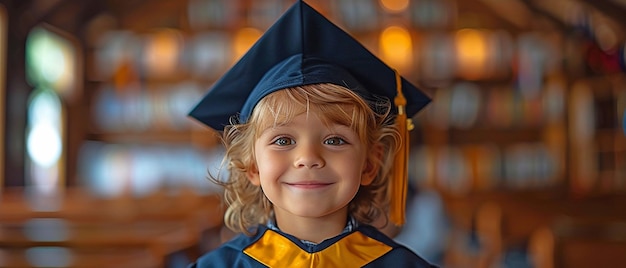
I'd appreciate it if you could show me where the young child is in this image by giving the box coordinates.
[187,1,433,267]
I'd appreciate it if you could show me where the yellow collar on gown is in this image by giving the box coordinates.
[243,229,392,267]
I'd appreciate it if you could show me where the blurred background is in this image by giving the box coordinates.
[0,0,624,267]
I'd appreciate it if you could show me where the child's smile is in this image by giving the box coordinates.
[284,180,334,189]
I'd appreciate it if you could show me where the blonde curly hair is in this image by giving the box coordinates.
[211,83,401,235]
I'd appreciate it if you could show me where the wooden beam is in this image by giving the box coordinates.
[519,0,569,32]
[475,0,532,30]
[579,0,626,27]
[115,0,189,32]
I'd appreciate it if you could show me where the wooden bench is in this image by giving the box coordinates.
[0,187,225,266]
[0,247,160,268]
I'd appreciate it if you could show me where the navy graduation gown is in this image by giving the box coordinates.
[189,224,436,268]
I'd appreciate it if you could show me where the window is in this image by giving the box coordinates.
[25,25,78,194]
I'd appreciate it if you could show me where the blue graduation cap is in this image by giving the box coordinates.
[188,0,431,225]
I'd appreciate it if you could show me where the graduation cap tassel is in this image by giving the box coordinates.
[390,69,413,226]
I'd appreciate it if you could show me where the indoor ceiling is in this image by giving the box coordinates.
[6,0,625,39]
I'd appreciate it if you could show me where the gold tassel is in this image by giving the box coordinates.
[390,69,413,226]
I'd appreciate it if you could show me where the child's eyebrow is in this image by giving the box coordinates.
[257,122,292,134]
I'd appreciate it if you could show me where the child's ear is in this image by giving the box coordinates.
[246,165,261,186]
[361,143,383,186]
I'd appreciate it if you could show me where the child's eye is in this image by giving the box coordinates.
[324,136,346,145]
[273,137,295,146]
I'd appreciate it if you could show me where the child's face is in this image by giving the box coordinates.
[247,110,376,222]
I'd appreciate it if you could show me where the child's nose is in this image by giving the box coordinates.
[294,144,325,168]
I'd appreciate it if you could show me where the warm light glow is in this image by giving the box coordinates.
[233,27,262,61]
[57,45,76,98]
[380,26,413,71]
[380,0,410,13]
[455,28,488,80]
[143,29,182,76]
